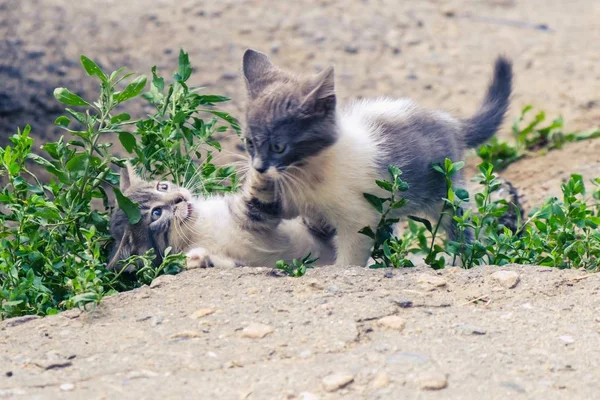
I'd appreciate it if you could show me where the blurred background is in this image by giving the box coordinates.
[1,0,599,206]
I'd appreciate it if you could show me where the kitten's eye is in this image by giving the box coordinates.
[157,182,169,191]
[271,143,286,154]
[151,207,163,221]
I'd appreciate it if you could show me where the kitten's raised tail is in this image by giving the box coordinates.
[462,56,513,148]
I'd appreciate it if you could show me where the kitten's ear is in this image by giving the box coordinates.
[120,162,140,191]
[243,49,279,99]
[300,67,336,116]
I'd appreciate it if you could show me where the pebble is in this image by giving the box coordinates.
[169,331,203,340]
[221,72,238,80]
[151,316,163,326]
[417,373,448,390]
[126,370,159,379]
[417,274,447,290]
[59,383,75,391]
[377,315,406,331]
[241,323,274,339]
[299,392,320,400]
[322,372,354,392]
[372,372,390,388]
[456,324,487,336]
[149,274,176,289]
[559,335,574,344]
[190,308,216,319]
[490,271,520,289]
[344,45,359,54]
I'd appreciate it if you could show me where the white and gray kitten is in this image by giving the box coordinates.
[241,49,512,267]
[108,164,335,271]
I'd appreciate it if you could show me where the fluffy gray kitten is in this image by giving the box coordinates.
[241,49,512,267]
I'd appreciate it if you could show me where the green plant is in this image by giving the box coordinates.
[366,159,600,272]
[477,106,600,171]
[0,50,239,319]
[359,165,418,268]
[132,50,240,193]
[275,253,319,277]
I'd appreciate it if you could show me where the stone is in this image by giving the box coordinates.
[456,324,487,335]
[417,373,448,390]
[344,45,359,54]
[169,331,203,340]
[417,274,447,290]
[149,274,176,289]
[241,323,274,339]
[322,372,354,392]
[372,372,390,388]
[190,308,216,319]
[559,335,574,344]
[126,370,159,379]
[60,383,75,391]
[490,271,520,289]
[377,316,406,331]
[299,392,320,400]
[151,316,164,326]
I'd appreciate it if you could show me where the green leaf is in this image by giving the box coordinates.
[375,180,393,192]
[113,187,142,224]
[80,55,107,82]
[363,193,384,213]
[177,49,192,82]
[53,88,89,106]
[65,108,87,124]
[197,94,230,104]
[455,188,470,201]
[358,226,376,239]
[118,132,137,153]
[54,116,70,127]
[111,113,131,124]
[151,66,164,91]
[66,153,88,173]
[115,75,147,103]
[391,198,408,209]
[408,215,433,233]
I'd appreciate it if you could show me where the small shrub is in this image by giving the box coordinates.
[477,105,600,171]
[0,50,239,319]
[275,253,319,277]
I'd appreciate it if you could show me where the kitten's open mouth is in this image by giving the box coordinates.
[184,202,193,221]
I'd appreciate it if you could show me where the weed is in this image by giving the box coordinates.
[358,165,417,268]
[477,106,600,171]
[365,159,600,272]
[275,253,319,277]
[0,51,239,319]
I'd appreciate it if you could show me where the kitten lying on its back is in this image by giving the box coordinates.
[241,49,512,267]
[108,164,335,271]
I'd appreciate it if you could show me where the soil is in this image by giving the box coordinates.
[1,0,600,398]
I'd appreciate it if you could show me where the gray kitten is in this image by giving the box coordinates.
[241,49,512,267]
[108,164,335,271]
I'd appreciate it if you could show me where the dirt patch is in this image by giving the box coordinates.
[1,0,600,398]
[1,265,599,399]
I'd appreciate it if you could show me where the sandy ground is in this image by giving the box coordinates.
[1,0,600,398]
[1,265,600,399]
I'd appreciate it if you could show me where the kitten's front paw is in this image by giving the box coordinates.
[185,247,239,269]
[185,248,215,269]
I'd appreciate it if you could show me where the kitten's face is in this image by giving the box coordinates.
[108,165,195,271]
[242,49,338,178]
